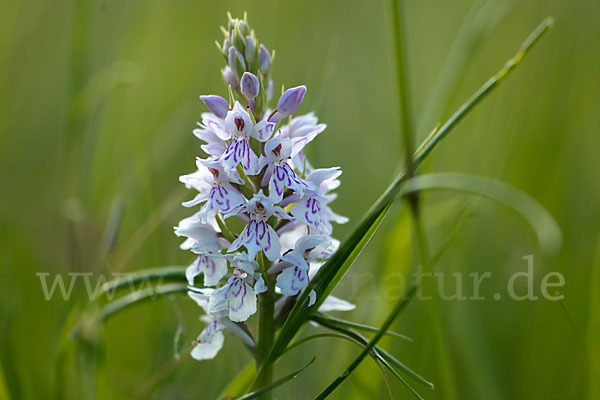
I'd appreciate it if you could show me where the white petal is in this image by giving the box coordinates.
[253,120,276,142]
[253,274,267,294]
[260,223,282,261]
[191,331,224,360]
[227,280,257,322]
[318,295,355,312]
[308,290,317,307]
[276,266,309,296]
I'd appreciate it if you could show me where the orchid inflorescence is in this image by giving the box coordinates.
[175,13,353,361]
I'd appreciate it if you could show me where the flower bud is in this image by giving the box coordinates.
[267,79,274,102]
[233,23,246,52]
[222,38,231,54]
[276,85,306,115]
[237,20,250,37]
[228,47,246,77]
[245,36,257,66]
[241,72,260,99]
[200,95,230,119]
[259,44,271,74]
[222,66,239,89]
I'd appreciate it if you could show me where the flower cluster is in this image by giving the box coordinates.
[175,13,351,361]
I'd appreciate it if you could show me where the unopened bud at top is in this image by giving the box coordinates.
[277,85,306,115]
[228,47,246,77]
[200,95,230,119]
[222,66,239,89]
[241,72,260,99]
[259,44,271,74]
[245,36,257,66]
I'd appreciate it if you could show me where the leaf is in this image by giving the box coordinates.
[314,286,417,399]
[218,362,256,399]
[285,333,398,399]
[173,325,184,360]
[312,315,433,390]
[98,283,188,321]
[99,266,186,296]
[267,17,553,365]
[399,173,562,253]
[236,357,316,400]
[311,314,412,341]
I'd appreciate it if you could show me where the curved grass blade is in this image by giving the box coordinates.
[99,266,186,296]
[237,357,316,400]
[399,173,562,253]
[311,314,412,341]
[98,283,188,321]
[284,333,397,399]
[314,286,417,399]
[312,315,433,390]
[267,17,553,365]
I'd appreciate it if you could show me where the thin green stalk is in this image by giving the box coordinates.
[253,253,275,399]
[388,0,415,172]
[413,17,553,168]
[311,314,413,341]
[389,1,451,395]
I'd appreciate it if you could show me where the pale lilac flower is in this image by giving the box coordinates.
[191,316,225,360]
[208,268,258,322]
[291,167,348,234]
[275,235,330,296]
[228,190,291,261]
[186,254,228,287]
[279,113,326,173]
[188,290,255,360]
[262,137,313,203]
[173,213,224,253]
[193,115,228,157]
[218,102,260,175]
[181,159,246,222]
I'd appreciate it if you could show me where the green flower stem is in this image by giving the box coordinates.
[388,0,415,177]
[253,253,275,399]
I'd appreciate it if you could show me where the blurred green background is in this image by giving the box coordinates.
[1,0,599,399]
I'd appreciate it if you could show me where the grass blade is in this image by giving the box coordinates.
[98,283,188,321]
[237,357,316,400]
[399,173,562,253]
[285,333,398,399]
[267,17,553,365]
[312,315,433,390]
[99,266,186,295]
[314,286,417,399]
[311,314,412,341]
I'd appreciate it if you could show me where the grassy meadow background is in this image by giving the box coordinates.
[1,0,599,398]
